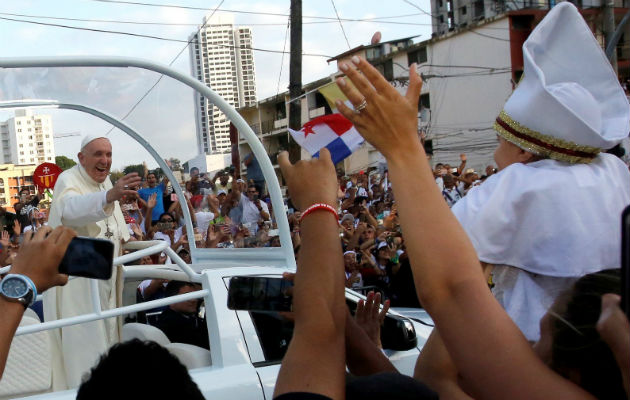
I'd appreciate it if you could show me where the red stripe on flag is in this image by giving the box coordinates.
[302,113,353,136]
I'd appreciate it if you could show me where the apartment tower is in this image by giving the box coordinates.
[189,14,257,154]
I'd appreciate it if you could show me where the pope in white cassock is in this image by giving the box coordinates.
[44,134,141,390]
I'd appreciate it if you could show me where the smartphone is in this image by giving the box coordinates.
[58,237,115,280]
[621,205,630,318]
[227,276,293,312]
[156,222,172,231]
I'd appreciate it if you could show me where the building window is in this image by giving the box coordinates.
[419,93,431,110]
[408,47,428,65]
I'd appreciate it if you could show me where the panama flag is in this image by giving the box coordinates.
[288,113,364,164]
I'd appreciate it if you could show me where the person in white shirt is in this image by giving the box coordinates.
[239,184,269,235]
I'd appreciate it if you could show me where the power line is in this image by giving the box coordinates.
[330,0,351,49]
[105,0,225,135]
[401,0,440,20]
[87,0,430,22]
[0,15,189,43]
[276,17,290,97]
[0,10,440,27]
[0,14,332,57]
[468,29,511,42]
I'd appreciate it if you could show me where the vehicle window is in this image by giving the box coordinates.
[249,311,293,362]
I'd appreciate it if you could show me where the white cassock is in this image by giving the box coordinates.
[44,164,129,390]
[451,154,630,340]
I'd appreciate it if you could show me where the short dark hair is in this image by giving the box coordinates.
[158,212,174,222]
[551,269,624,399]
[19,187,29,195]
[76,339,204,400]
[164,280,196,297]
[190,167,199,173]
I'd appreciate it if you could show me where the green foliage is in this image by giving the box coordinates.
[55,156,77,171]
[168,158,182,171]
[123,164,144,176]
[109,171,125,185]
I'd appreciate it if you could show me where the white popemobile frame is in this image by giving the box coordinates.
[0,56,296,369]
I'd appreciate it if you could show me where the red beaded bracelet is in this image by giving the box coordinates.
[299,203,340,225]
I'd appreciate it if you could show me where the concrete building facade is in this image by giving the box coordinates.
[0,109,55,166]
[189,14,257,155]
[0,164,38,209]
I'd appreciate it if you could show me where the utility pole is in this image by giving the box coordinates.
[288,0,303,163]
[603,0,619,73]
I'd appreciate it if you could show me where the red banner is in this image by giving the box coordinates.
[33,162,63,191]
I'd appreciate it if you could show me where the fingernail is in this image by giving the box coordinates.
[336,78,346,87]
[339,63,349,72]
[351,56,360,65]
[335,100,343,107]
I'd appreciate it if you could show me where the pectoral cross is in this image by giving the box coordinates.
[104,220,114,239]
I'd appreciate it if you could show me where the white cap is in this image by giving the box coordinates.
[80,134,109,151]
[217,189,227,196]
[494,2,630,163]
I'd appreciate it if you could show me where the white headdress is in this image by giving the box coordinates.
[494,2,630,163]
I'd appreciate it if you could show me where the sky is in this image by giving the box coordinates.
[0,0,433,169]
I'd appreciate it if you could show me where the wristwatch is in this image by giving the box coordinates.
[0,274,37,308]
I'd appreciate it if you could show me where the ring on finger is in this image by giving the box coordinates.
[354,99,368,113]
[124,185,129,189]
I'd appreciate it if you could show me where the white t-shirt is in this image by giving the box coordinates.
[240,193,269,234]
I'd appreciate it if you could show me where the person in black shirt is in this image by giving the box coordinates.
[154,281,209,350]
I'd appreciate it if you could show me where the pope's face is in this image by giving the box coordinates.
[78,138,112,183]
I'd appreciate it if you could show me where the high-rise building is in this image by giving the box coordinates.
[0,109,55,165]
[189,14,257,154]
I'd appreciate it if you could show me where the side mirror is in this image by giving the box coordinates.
[381,314,417,351]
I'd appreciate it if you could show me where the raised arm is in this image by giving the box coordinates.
[0,226,74,379]
[273,149,346,399]
[334,56,593,400]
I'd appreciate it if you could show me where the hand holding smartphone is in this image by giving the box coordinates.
[57,237,114,280]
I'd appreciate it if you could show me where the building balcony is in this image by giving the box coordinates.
[309,107,326,119]
[274,118,287,129]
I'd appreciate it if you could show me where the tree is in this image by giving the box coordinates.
[168,158,182,171]
[55,156,77,171]
[123,164,144,176]
[109,170,124,185]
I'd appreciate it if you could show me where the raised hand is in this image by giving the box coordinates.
[10,226,75,292]
[147,193,157,209]
[335,56,423,161]
[277,148,338,210]
[0,230,10,248]
[107,173,142,203]
[354,291,390,349]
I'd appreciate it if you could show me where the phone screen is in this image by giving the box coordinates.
[622,206,630,318]
[58,237,114,280]
[227,276,293,312]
